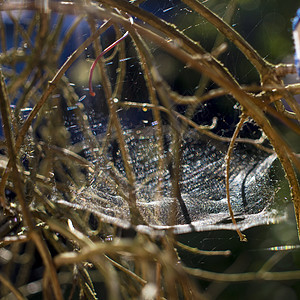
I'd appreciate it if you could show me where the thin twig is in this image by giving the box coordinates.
[176,241,231,256]
[185,267,300,282]
[225,113,248,241]
[0,273,26,300]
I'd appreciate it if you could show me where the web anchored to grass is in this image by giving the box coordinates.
[0,0,299,299]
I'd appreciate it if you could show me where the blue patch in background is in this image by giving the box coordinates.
[292,8,300,76]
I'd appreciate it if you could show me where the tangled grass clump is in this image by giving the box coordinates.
[0,1,299,299]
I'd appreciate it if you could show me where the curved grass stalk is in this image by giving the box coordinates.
[185,266,300,282]
[112,26,129,100]
[129,29,167,220]
[181,0,270,75]
[0,273,25,300]
[176,241,231,257]
[225,113,248,241]
[88,30,129,96]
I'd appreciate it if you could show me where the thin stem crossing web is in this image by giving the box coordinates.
[88,30,129,97]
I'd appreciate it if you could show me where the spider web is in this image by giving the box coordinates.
[56,125,285,235]
[0,0,292,236]
[51,1,290,235]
